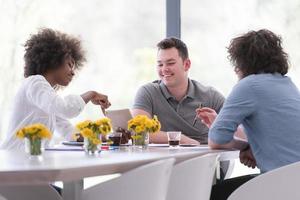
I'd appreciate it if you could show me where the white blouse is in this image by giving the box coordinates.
[0,75,86,150]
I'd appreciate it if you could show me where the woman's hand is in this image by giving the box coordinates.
[196,107,217,128]
[81,91,111,109]
[90,92,111,109]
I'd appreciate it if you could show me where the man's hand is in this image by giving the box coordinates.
[240,146,256,168]
[196,107,217,128]
[180,134,200,145]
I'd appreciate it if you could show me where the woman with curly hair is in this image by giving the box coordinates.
[197,29,300,199]
[0,28,111,150]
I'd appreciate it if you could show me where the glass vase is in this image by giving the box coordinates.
[84,136,101,155]
[132,132,149,149]
[25,137,44,156]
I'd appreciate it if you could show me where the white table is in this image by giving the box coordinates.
[0,146,238,200]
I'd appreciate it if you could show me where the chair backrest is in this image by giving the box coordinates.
[0,194,7,200]
[83,158,175,200]
[166,153,219,200]
[228,161,300,200]
[0,185,62,200]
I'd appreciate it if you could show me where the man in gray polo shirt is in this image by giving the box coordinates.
[132,37,225,144]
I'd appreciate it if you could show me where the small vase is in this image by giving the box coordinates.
[133,132,149,149]
[84,137,101,155]
[25,137,43,156]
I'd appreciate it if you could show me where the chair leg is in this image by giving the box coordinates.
[63,180,84,200]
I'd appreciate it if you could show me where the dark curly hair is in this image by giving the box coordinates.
[24,28,86,77]
[227,29,289,78]
[157,37,189,60]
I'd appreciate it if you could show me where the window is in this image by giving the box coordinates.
[182,0,300,96]
[0,0,165,139]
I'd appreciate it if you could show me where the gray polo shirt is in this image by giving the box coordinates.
[132,79,225,144]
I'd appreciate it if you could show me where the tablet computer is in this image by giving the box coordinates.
[106,109,133,131]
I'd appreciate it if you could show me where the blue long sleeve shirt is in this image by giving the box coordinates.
[209,73,300,172]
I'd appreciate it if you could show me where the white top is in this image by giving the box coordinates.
[0,75,86,150]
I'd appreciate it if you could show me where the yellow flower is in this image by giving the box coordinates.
[15,123,52,140]
[94,120,101,126]
[107,125,112,132]
[39,129,52,139]
[145,119,153,129]
[81,128,93,138]
[156,125,161,133]
[76,118,112,142]
[100,117,111,124]
[34,124,52,139]
[24,126,39,135]
[16,128,25,139]
[95,118,111,126]
[76,120,92,130]
[100,126,107,134]
[128,120,135,130]
[92,138,101,145]
[135,125,146,134]
[100,125,111,135]
[127,115,161,134]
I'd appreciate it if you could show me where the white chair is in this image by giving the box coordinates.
[83,158,175,200]
[166,154,219,200]
[0,194,7,200]
[0,185,62,200]
[228,161,300,200]
[221,160,235,180]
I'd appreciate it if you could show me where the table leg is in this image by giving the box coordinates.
[62,180,83,200]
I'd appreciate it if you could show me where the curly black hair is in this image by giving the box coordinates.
[227,29,289,77]
[24,28,86,77]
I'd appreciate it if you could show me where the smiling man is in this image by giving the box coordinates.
[131,37,225,144]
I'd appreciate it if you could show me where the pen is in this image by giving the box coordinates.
[101,107,106,116]
[192,103,203,127]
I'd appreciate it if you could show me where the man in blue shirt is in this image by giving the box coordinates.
[198,29,300,199]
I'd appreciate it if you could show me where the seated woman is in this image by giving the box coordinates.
[0,28,111,150]
[197,29,300,200]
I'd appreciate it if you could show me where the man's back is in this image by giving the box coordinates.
[210,73,300,172]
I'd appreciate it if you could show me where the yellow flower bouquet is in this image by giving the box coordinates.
[16,123,52,156]
[76,118,112,154]
[127,115,161,148]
